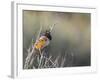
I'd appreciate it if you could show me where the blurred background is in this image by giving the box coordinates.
[23,10,91,67]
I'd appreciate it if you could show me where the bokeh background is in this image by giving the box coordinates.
[23,10,91,67]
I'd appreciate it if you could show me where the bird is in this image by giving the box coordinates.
[34,30,52,50]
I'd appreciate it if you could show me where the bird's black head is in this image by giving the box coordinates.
[44,30,52,40]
